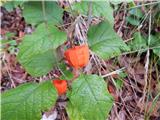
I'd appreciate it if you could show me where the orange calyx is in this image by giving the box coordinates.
[52,79,67,95]
[64,44,89,69]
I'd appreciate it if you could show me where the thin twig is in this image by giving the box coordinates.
[102,67,126,78]
[117,3,127,35]
[42,1,47,23]
[87,2,92,28]
[90,51,101,75]
[143,8,152,117]
[143,9,152,95]
[127,9,150,38]
[119,46,160,57]
[121,1,160,11]
[2,52,16,88]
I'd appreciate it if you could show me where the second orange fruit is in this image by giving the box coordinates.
[52,80,67,95]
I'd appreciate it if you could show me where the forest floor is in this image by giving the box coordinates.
[1,1,160,120]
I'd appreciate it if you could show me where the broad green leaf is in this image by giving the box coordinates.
[128,32,147,50]
[23,1,63,25]
[66,102,85,120]
[17,23,67,77]
[88,21,129,60]
[67,74,113,120]
[1,81,58,120]
[71,1,114,25]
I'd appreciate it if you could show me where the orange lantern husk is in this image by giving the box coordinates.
[52,80,67,95]
[64,44,89,69]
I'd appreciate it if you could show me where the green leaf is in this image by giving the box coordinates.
[59,63,74,80]
[23,1,63,25]
[153,47,160,57]
[114,79,123,90]
[128,32,147,50]
[1,81,58,120]
[67,74,113,120]
[3,1,25,11]
[129,8,143,18]
[66,102,85,120]
[88,21,129,60]
[71,1,114,25]
[17,23,67,77]
[119,72,128,78]
[128,32,160,56]
[109,0,133,5]
[126,16,140,26]
[150,34,160,47]
[148,34,160,57]
[1,40,17,46]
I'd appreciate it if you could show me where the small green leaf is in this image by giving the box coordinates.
[1,40,17,46]
[17,23,67,77]
[128,32,147,50]
[3,1,25,11]
[149,34,160,47]
[5,32,16,39]
[1,81,58,120]
[119,72,128,78]
[23,1,63,25]
[128,33,160,54]
[128,1,136,8]
[114,79,123,90]
[88,21,129,60]
[153,47,160,57]
[71,1,114,25]
[67,74,113,120]
[126,16,140,26]
[145,33,160,57]
[59,63,74,80]
[158,59,160,65]
[129,8,143,18]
